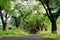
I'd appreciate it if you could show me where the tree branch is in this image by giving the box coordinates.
[19,10,23,17]
[56,7,60,19]
[39,0,50,18]
[5,13,8,19]
[7,14,11,18]
[45,0,53,18]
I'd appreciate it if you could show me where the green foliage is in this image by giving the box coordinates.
[0,0,14,13]
[0,0,60,39]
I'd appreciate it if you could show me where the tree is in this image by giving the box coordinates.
[39,0,60,33]
[0,0,15,31]
[12,10,21,28]
[11,2,32,28]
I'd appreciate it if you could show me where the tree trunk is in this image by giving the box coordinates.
[3,19,8,31]
[0,11,7,31]
[12,16,20,28]
[51,20,57,34]
[15,18,19,28]
[3,23,7,31]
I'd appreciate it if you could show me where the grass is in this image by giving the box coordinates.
[0,28,29,38]
[37,31,56,38]
[0,26,60,40]
[37,27,60,40]
[56,34,60,40]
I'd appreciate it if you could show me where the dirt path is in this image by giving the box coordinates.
[0,35,55,40]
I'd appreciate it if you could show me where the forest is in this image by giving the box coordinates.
[0,0,60,40]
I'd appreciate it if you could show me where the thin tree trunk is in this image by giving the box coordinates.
[12,16,20,28]
[51,20,57,34]
[15,18,19,28]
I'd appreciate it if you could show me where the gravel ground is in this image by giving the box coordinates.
[0,35,55,40]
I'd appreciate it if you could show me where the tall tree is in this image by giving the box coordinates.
[11,9,21,28]
[11,2,32,28]
[0,0,15,31]
[39,0,60,33]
